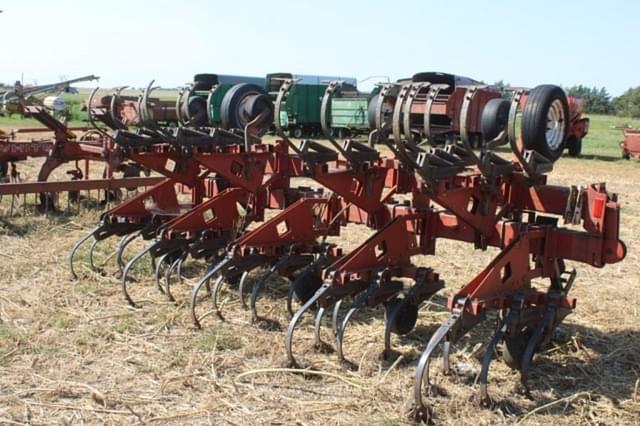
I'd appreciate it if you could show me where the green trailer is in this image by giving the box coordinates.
[267,73,358,138]
[328,84,381,137]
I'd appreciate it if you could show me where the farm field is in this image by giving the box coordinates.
[0,120,639,424]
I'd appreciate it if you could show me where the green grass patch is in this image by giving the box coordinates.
[113,318,140,335]
[582,114,640,159]
[195,331,242,352]
[77,281,99,295]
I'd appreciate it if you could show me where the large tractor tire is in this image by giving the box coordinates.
[193,73,218,91]
[521,85,570,161]
[220,83,273,136]
[481,98,510,142]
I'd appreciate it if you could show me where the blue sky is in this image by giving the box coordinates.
[0,0,637,95]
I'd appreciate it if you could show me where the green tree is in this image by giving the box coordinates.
[612,87,640,118]
[565,85,613,114]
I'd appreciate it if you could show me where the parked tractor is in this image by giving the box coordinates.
[565,95,590,156]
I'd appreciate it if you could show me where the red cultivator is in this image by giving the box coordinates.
[68,75,625,421]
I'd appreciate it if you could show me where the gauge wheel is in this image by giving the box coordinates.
[521,85,570,161]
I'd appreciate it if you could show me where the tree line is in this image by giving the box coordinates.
[494,81,640,118]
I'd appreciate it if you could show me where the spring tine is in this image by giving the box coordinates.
[413,312,461,422]
[116,232,140,274]
[251,256,290,323]
[286,278,297,317]
[478,313,513,406]
[210,274,227,320]
[237,270,251,310]
[520,304,556,395]
[313,307,326,349]
[87,238,100,272]
[150,250,157,272]
[121,245,154,307]
[250,268,276,323]
[335,290,370,363]
[335,304,360,363]
[154,252,170,294]
[68,225,100,279]
[164,255,182,302]
[442,340,451,374]
[176,254,186,284]
[190,257,233,327]
[285,282,331,368]
[331,299,343,337]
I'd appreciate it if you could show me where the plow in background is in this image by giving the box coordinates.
[0,97,161,214]
[2,72,625,421]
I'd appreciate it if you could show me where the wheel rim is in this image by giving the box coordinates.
[545,99,565,151]
[236,91,260,127]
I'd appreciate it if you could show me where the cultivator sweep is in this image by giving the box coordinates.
[68,74,625,421]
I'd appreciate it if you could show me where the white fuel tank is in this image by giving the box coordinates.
[43,96,66,112]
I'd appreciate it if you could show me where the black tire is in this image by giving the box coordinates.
[368,94,379,129]
[193,73,218,91]
[622,151,630,160]
[521,85,570,161]
[481,98,510,142]
[567,138,582,157]
[292,127,303,139]
[0,160,8,178]
[220,83,273,135]
[186,96,209,126]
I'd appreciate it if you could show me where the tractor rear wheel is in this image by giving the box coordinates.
[522,85,570,160]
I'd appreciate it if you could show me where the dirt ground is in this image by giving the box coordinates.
[0,155,639,425]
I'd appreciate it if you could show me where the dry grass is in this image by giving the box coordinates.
[1,156,639,425]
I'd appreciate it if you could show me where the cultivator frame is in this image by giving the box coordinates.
[64,74,625,421]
